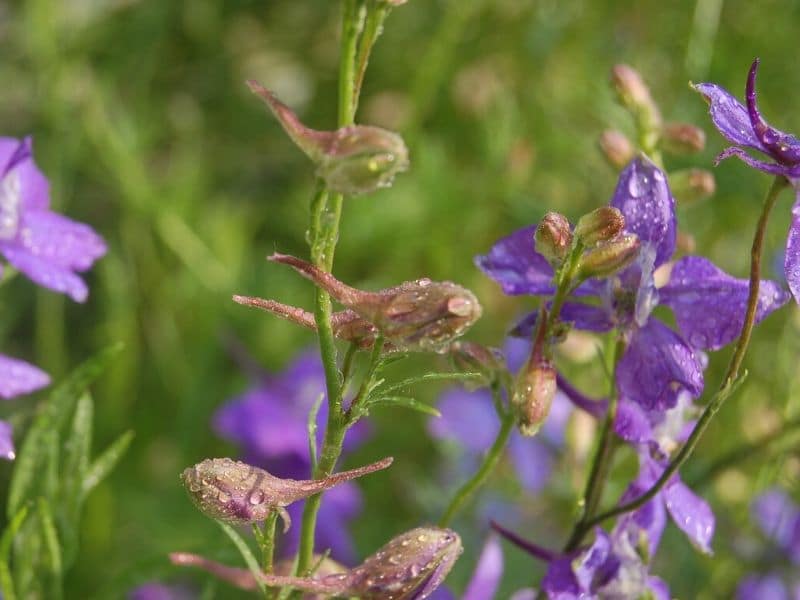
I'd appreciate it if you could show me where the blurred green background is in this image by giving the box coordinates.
[1,0,799,597]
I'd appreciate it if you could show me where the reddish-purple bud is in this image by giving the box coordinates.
[662,122,706,154]
[248,82,408,195]
[512,357,557,436]
[535,212,573,267]
[269,253,482,353]
[182,456,392,529]
[598,129,635,169]
[611,65,662,146]
[669,168,716,205]
[574,206,625,247]
[577,233,641,280]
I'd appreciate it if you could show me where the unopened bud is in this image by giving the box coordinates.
[269,253,482,353]
[610,65,662,146]
[181,456,392,529]
[448,341,505,389]
[669,168,715,205]
[512,357,556,436]
[577,234,640,279]
[248,81,409,195]
[676,230,696,254]
[574,206,625,247]
[535,212,573,267]
[599,130,635,169]
[662,122,706,154]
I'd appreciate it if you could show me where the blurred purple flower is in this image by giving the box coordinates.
[0,353,51,460]
[128,582,194,600]
[737,574,799,600]
[0,137,106,302]
[695,59,800,303]
[478,156,788,413]
[213,350,368,564]
[753,489,800,564]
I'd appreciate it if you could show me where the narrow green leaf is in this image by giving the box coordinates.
[81,430,134,499]
[64,393,93,496]
[217,522,267,596]
[8,343,123,517]
[12,516,41,599]
[0,505,29,600]
[377,372,481,396]
[368,395,441,417]
[37,498,63,598]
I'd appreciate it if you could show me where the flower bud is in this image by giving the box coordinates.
[574,206,625,247]
[269,253,482,353]
[662,122,706,154]
[248,81,409,195]
[668,168,716,206]
[535,212,573,267]
[610,65,662,145]
[181,456,392,528]
[577,234,640,280]
[448,341,505,389]
[512,357,556,436]
[347,527,462,599]
[598,129,635,169]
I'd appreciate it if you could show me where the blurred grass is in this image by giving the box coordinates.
[1,0,799,597]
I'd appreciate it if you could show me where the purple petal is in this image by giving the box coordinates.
[693,82,765,151]
[660,256,789,350]
[540,392,575,445]
[428,589,456,600]
[614,398,653,445]
[475,225,555,296]
[619,459,667,556]
[753,489,799,549]
[617,319,704,412]
[663,478,715,554]
[0,420,15,460]
[785,189,800,303]
[463,535,504,600]
[1,137,50,212]
[572,528,612,591]
[737,574,789,600]
[541,557,581,598]
[0,244,90,302]
[128,583,194,600]
[17,211,106,272]
[429,388,499,454]
[716,146,800,177]
[647,577,671,600]
[745,59,800,165]
[611,157,676,267]
[559,302,615,333]
[0,354,50,399]
[507,433,553,492]
[503,336,532,374]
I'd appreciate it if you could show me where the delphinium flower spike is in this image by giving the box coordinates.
[181,455,392,531]
[171,526,462,599]
[247,81,409,195]
[268,252,482,352]
[694,58,800,301]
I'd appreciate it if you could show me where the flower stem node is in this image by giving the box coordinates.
[574,206,625,247]
[577,233,640,280]
[181,456,392,530]
[512,357,557,437]
[269,253,482,352]
[535,212,573,268]
[662,122,706,155]
[669,169,716,206]
[599,130,635,169]
[248,81,409,195]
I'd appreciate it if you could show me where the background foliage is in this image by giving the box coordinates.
[1,0,799,597]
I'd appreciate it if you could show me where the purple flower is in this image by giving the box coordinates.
[541,527,669,600]
[695,59,800,302]
[478,156,788,413]
[0,137,106,302]
[128,582,195,600]
[737,574,799,600]
[752,489,800,564]
[212,350,368,564]
[0,353,51,460]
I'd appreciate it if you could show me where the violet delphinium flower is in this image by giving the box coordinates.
[213,350,368,563]
[0,353,51,460]
[477,156,788,413]
[541,527,669,600]
[428,339,571,495]
[737,575,800,600]
[752,489,800,564]
[0,137,106,302]
[694,59,800,302]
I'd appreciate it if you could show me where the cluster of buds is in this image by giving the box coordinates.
[171,526,462,599]
[181,456,392,531]
[248,81,409,195]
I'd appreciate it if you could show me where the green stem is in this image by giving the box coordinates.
[294,0,367,579]
[546,242,584,333]
[353,2,389,110]
[439,384,514,527]
[573,175,788,538]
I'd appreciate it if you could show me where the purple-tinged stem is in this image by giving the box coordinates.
[490,521,560,563]
[556,372,607,418]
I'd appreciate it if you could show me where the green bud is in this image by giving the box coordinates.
[574,206,625,247]
[535,212,573,267]
[512,356,556,437]
[662,122,706,155]
[577,233,641,279]
[448,341,505,389]
[248,81,409,195]
[269,253,482,353]
[669,168,716,206]
[598,129,635,169]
